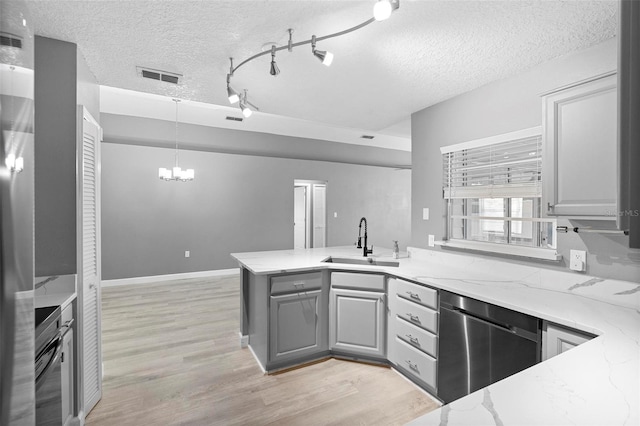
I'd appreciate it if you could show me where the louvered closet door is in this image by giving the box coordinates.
[79,107,102,415]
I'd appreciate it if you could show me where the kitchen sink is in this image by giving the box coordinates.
[321,256,399,267]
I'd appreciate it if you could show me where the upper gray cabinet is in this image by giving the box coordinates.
[542,72,617,219]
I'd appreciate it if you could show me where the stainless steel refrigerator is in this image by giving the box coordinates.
[1,0,36,424]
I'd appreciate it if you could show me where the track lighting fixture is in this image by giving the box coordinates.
[225,0,399,117]
[311,35,334,67]
[270,45,280,76]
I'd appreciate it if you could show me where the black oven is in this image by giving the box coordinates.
[35,306,63,425]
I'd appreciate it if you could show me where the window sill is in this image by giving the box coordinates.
[435,239,562,261]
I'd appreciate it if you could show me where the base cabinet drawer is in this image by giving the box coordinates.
[395,296,438,334]
[271,272,322,295]
[392,337,437,390]
[394,316,437,358]
[392,278,438,310]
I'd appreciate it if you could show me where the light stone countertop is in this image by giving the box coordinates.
[34,274,77,310]
[231,245,640,426]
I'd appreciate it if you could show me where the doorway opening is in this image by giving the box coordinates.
[294,180,327,249]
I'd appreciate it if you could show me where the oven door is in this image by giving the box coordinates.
[35,332,63,425]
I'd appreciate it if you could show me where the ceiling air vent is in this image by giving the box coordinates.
[360,135,375,140]
[0,32,23,49]
[226,116,243,122]
[136,66,182,85]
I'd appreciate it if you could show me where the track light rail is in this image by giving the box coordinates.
[229,17,377,76]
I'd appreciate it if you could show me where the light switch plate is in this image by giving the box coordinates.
[185,250,190,258]
[569,250,586,271]
[428,234,435,247]
[423,208,429,220]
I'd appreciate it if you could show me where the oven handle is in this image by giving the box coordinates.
[35,332,63,390]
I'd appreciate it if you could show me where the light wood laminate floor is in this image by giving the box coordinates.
[86,275,440,425]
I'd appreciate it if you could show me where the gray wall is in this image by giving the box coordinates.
[101,142,411,280]
[411,38,640,282]
[34,36,99,277]
[34,36,77,276]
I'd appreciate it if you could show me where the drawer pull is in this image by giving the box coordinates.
[406,334,420,345]
[293,282,305,288]
[406,313,420,323]
[405,360,419,372]
[406,291,421,301]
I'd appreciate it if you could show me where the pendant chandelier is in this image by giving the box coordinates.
[158,98,194,181]
[5,66,24,174]
[225,0,400,117]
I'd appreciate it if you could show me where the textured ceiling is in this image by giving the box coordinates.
[26,0,617,136]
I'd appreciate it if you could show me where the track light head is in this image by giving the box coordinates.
[240,90,253,118]
[227,85,239,104]
[373,0,393,21]
[311,35,334,67]
[240,101,252,118]
[270,45,280,76]
[313,49,333,66]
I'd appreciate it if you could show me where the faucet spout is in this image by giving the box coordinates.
[357,217,373,257]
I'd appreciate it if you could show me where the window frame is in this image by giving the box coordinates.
[440,127,561,261]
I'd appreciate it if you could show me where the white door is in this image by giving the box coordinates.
[312,184,326,248]
[294,186,307,249]
[78,106,102,416]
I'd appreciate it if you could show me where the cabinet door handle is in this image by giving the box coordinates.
[406,334,419,345]
[547,202,554,211]
[405,360,419,372]
[406,291,421,301]
[406,313,419,323]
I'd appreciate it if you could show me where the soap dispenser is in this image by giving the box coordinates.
[392,240,399,259]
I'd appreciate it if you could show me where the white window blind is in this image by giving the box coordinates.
[442,128,542,199]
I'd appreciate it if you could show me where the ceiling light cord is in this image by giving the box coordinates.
[225,0,400,115]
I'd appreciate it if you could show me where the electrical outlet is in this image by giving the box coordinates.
[185,250,190,258]
[423,208,430,220]
[428,234,435,247]
[569,250,586,271]
[334,212,338,218]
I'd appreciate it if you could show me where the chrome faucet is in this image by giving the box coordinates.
[356,217,373,257]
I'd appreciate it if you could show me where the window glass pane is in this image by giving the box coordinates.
[465,198,508,244]
[510,197,534,246]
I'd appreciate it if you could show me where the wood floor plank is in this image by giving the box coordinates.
[86,275,440,425]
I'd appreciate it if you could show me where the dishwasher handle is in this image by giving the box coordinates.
[449,306,539,342]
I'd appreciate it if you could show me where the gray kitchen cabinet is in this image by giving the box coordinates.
[542,72,617,218]
[268,272,328,367]
[542,322,595,361]
[329,273,386,359]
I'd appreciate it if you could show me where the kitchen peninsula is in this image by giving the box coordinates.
[231,246,639,425]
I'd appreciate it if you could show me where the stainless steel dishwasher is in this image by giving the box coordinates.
[437,290,541,404]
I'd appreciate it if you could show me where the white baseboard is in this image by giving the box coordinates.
[101,268,239,287]
[247,344,267,375]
